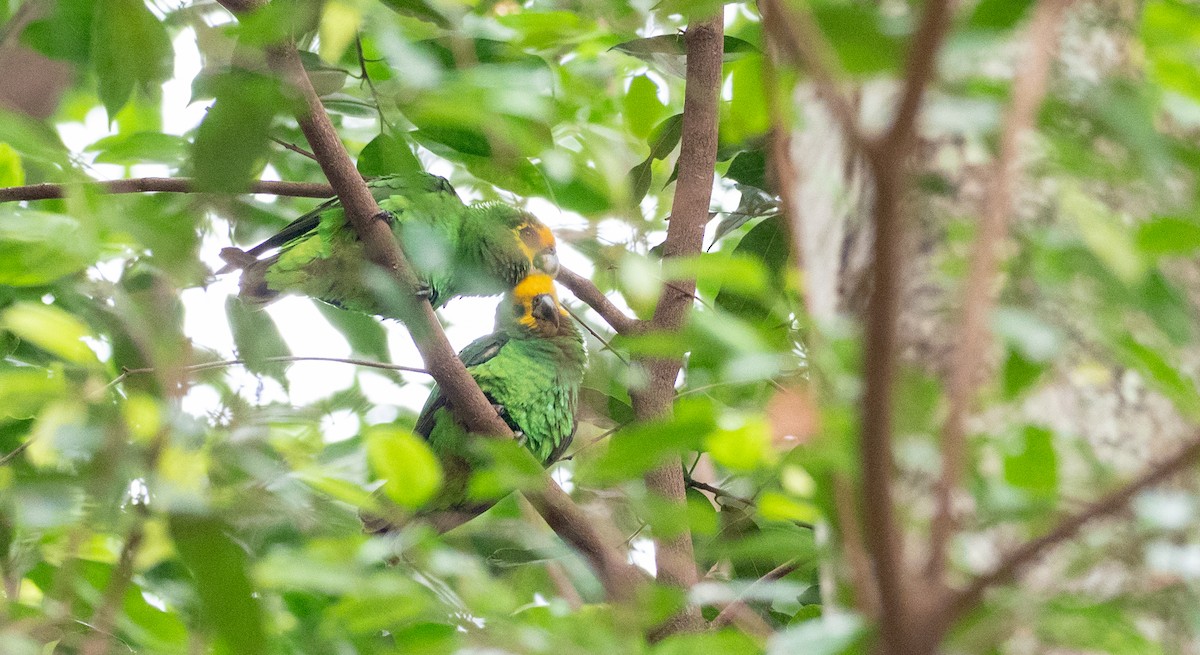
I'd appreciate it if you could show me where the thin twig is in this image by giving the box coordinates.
[102,356,428,394]
[556,267,640,335]
[684,476,755,507]
[355,34,389,130]
[78,522,145,655]
[0,178,334,203]
[834,475,879,618]
[563,303,629,365]
[928,0,1076,581]
[270,136,318,161]
[710,559,799,629]
[758,0,866,153]
[0,439,31,466]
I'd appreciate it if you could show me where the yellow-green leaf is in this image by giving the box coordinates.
[0,143,24,187]
[2,303,98,365]
[366,426,442,509]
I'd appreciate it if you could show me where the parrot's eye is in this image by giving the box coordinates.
[519,226,541,248]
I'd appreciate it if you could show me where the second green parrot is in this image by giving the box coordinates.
[219,173,560,317]
[364,273,587,531]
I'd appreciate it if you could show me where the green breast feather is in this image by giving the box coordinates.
[414,318,587,506]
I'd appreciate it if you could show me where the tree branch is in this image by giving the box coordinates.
[928,0,1075,581]
[628,14,724,637]
[938,433,1200,635]
[556,267,640,335]
[0,178,334,203]
[213,0,644,604]
[758,0,865,153]
[710,560,799,630]
[855,2,955,652]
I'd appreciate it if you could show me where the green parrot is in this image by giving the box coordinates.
[364,272,587,532]
[219,173,560,315]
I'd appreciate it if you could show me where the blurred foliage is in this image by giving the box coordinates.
[2,0,1200,654]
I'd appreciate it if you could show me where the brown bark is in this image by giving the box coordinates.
[0,178,334,203]
[628,13,724,637]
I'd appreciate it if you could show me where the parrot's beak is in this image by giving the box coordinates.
[531,294,560,329]
[534,248,560,278]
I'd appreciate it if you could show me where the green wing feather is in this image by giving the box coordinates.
[417,319,586,467]
[229,174,535,316]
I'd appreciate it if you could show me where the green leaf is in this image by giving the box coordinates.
[1001,347,1050,400]
[224,296,292,384]
[21,0,94,64]
[610,35,757,77]
[811,3,905,75]
[583,399,714,484]
[0,367,67,420]
[192,72,285,192]
[1,302,98,365]
[629,113,684,203]
[0,210,96,286]
[87,132,190,166]
[377,0,450,27]
[366,425,442,508]
[723,56,769,144]
[1037,596,1162,655]
[414,124,492,157]
[725,149,767,191]
[169,514,268,655]
[1116,335,1200,418]
[623,75,667,140]
[1135,216,1200,255]
[315,303,391,363]
[495,12,590,50]
[966,0,1036,31]
[0,109,69,165]
[357,132,422,178]
[652,630,761,655]
[91,0,173,119]
[1003,425,1058,497]
[0,143,24,187]
[768,613,865,655]
[647,113,685,161]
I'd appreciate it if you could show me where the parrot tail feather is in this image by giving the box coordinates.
[235,256,282,308]
[216,247,258,274]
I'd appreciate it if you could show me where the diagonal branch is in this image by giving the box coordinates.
[0,178,333,203]
[758,0,865,153]
[928,0,1076,581]
[556,267,641,335]
[938,433,1200,634]
[212,0,643,603]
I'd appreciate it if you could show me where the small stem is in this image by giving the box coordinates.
[102,356,429,395]
[0,178,333,203]
[270,137,319,161]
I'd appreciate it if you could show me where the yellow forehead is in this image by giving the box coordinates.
[512,273,558,302]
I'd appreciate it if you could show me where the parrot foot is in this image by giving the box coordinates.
[514,431,527,447]
[373,210,396,226]
[491,403,508,418]
[415,283,434,301]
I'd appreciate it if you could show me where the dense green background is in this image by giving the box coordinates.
[2,0,1200,653]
